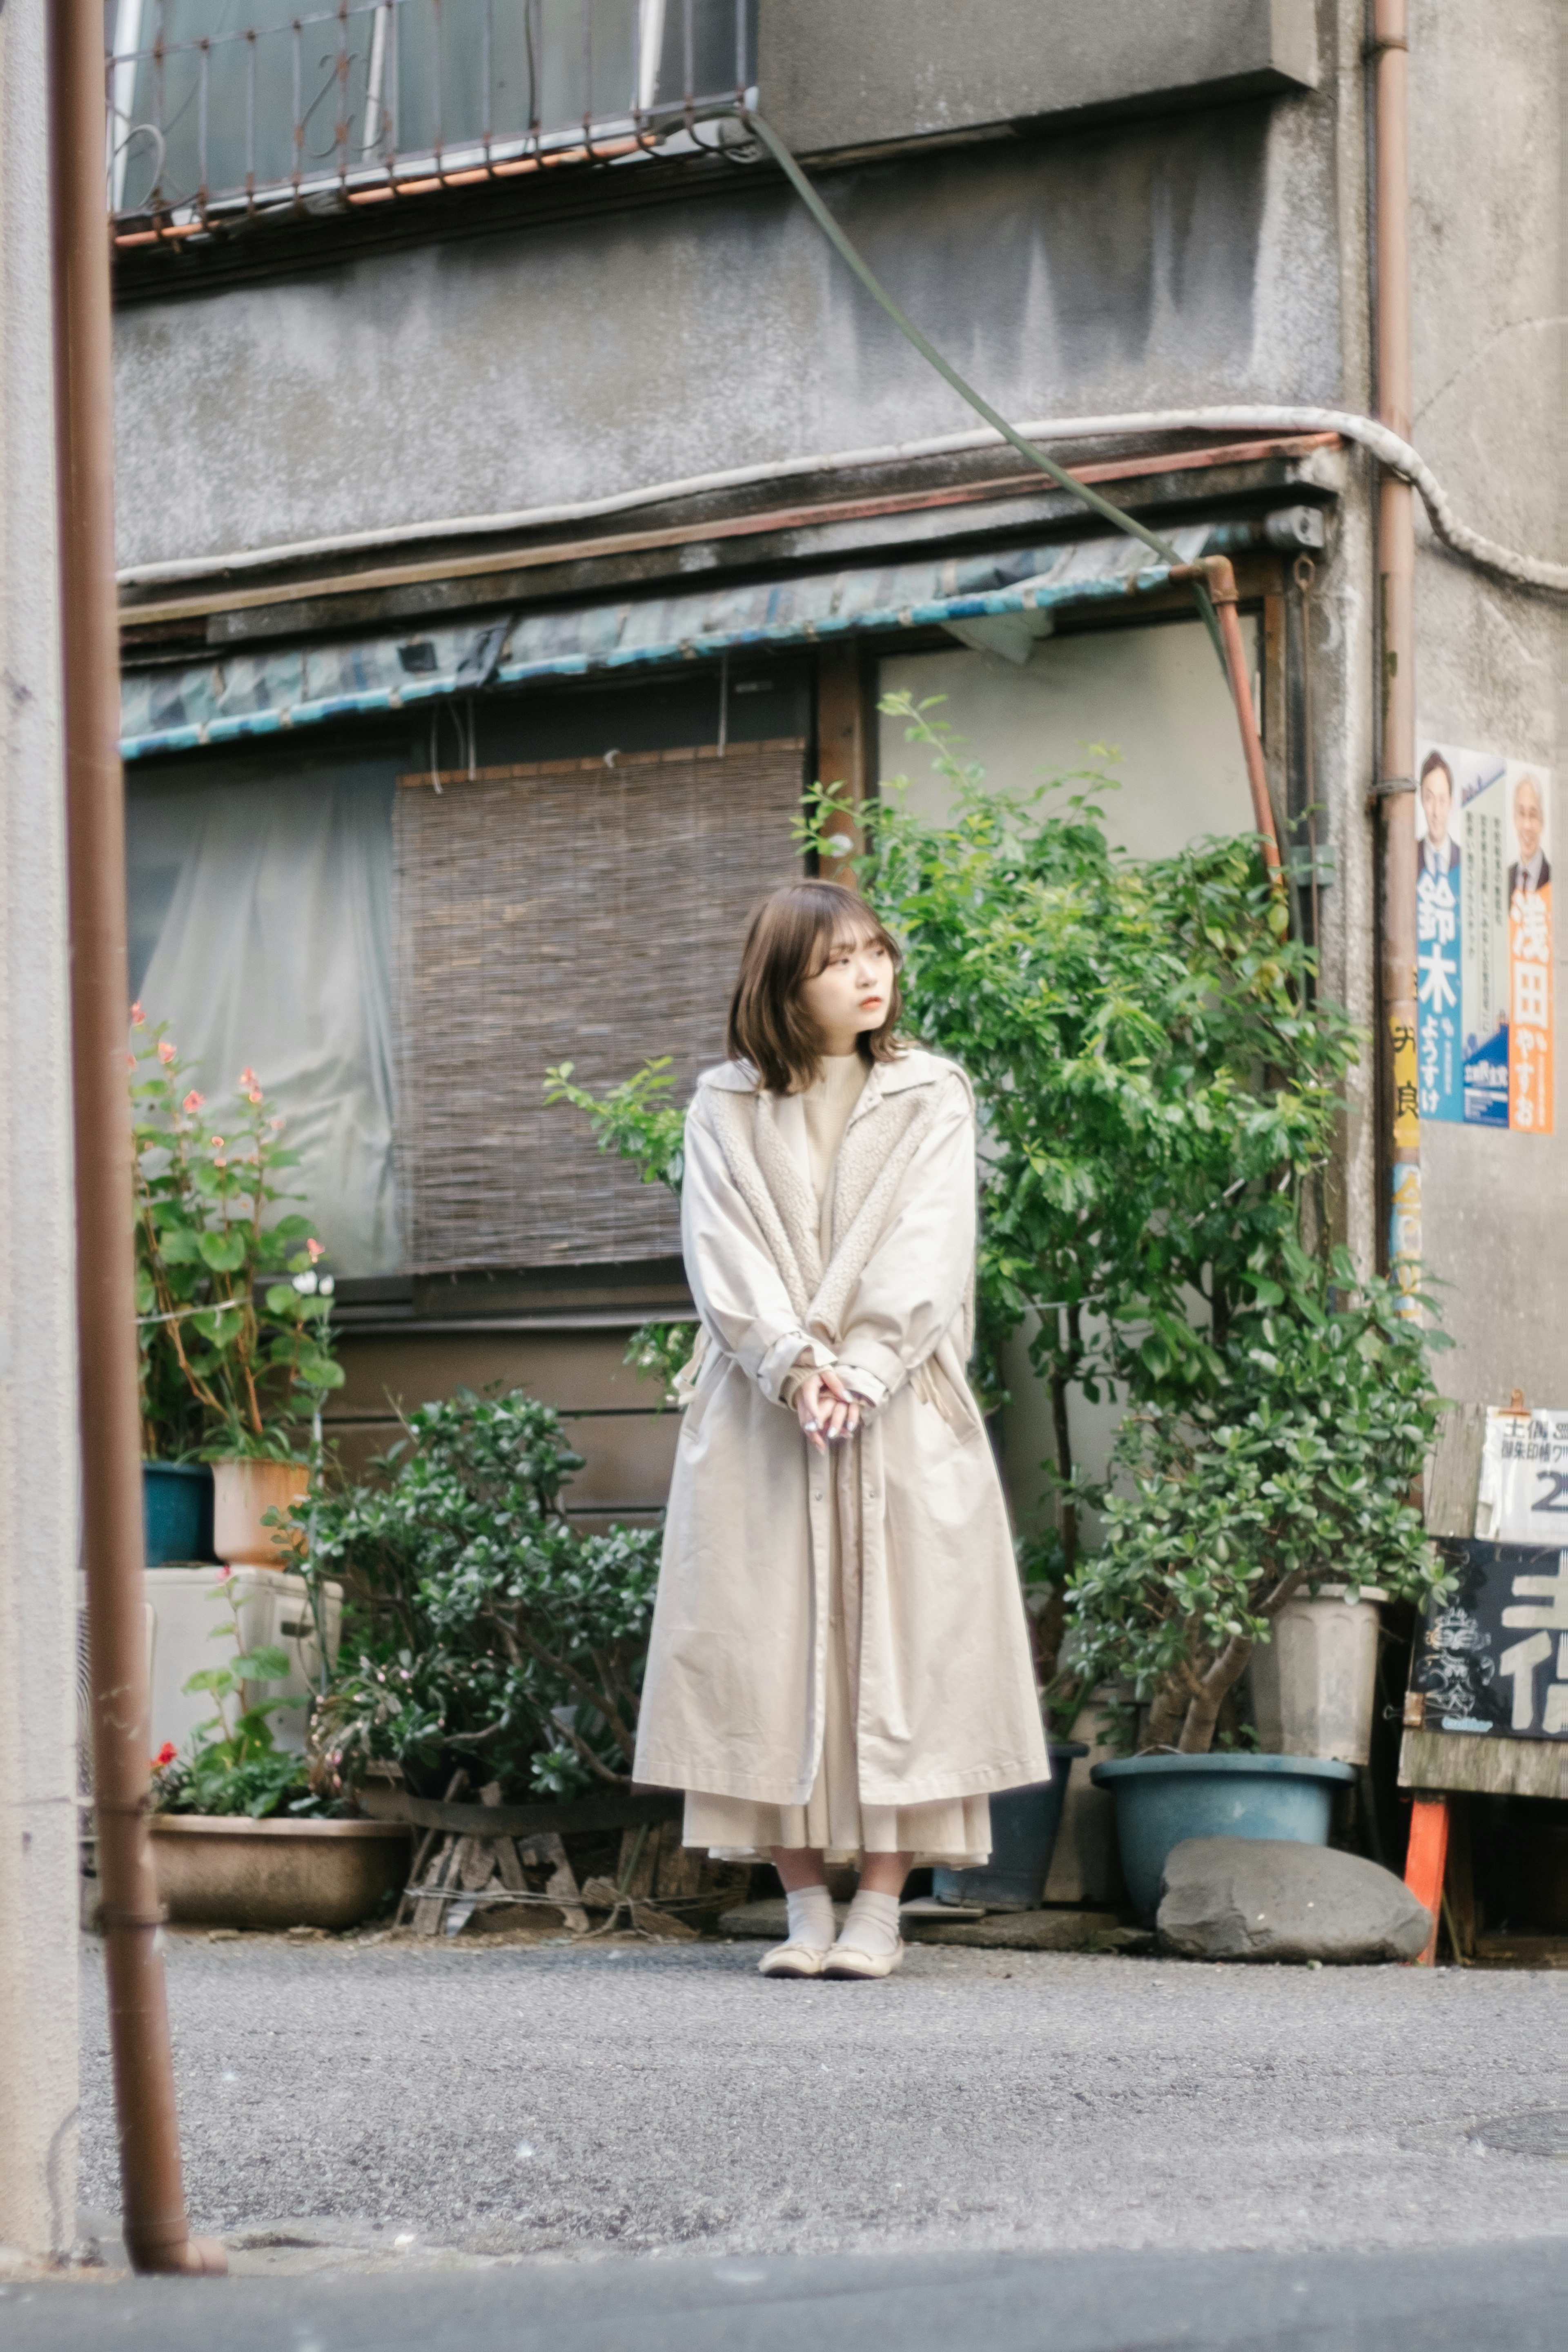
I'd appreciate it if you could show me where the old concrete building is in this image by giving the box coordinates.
[109,1,1563,1533]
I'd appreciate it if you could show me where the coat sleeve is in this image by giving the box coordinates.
[682,1094,831,1404]
[831,1074,976,1405]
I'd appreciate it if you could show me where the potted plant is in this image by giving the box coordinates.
[129,1009,344,1562]
[1071,1245,1449,1918]
[149,1569,406,1931]
[296,1390,735,1932]
[303,1388,664,1802]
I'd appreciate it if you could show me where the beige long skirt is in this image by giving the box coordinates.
[682,1430,992,1868]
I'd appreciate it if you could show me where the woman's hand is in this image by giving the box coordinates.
[795,1365,860,1453]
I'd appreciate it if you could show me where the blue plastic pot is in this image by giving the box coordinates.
[931,1743,1089,1912]
[142,1461,215,1566]
[1091,1751,1357,1924]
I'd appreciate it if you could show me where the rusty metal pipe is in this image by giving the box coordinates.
[49,0,224,2280]
[1372,0,1421,1285]
[1171,555,1285,903]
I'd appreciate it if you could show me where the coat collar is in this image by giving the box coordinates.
[698,1046,952,1100]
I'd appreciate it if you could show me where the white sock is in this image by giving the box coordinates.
[838,1887,902,1958]
[784,1884,837,1952]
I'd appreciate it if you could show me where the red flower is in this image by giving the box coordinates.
[182,1089,205,1115]
[306,1238,325,1262]
[129,1001,145,1027]
[158,1041,176,1065]
[153,1742,177,1768]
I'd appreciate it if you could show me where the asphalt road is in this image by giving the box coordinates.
[27,1929,1568,2348]
[4,2241,1566,2352]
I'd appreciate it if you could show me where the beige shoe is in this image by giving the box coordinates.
[757,1939,830,1979]
[823,1938,905,1980]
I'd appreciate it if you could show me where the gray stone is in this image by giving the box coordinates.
[1156,1839,1432,1964]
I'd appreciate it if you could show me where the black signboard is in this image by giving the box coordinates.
[1413,1540,1568,1742]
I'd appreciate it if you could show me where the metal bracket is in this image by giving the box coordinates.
[1285,842,1337,889]
[1370,775,1416,797]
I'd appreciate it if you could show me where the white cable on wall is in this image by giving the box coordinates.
[116,405,1567,597]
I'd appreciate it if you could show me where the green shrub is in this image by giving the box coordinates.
[303,1389,662,1801]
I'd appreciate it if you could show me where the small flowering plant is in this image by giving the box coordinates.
[130,1011,344,1461]
[150,1567,323,1818]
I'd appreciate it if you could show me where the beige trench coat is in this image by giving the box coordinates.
[632,1047,1048,1809]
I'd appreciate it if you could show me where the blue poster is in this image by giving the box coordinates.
[1416,735,1554,1133]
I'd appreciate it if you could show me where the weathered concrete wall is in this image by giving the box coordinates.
[114,88,1343,571]
[762,0,1319,157]
[0,0,83,2264]
[1409,0,1566,1408]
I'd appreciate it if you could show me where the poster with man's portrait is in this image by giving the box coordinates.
[1415,731,1553,1134]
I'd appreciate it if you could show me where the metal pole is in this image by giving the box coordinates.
[48,0,224,2278]
[1172,554,1286,904]
[1372,0,1420,1291]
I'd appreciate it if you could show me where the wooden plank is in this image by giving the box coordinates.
[1399,1728,1568,1801]
[1425,1403,1486,1537]
[815,644,870,880]
[359,1786,684,1839]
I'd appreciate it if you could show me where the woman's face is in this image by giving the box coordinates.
[797,923,894,1056]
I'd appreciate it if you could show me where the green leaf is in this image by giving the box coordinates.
[197,1228,249,1272]
[232,1645,291,1682]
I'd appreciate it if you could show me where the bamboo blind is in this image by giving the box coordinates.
[394,739,807,1270]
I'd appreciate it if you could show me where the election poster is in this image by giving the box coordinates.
[1415,733,1552,1132]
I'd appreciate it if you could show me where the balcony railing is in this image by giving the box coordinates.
[106,0,757,235]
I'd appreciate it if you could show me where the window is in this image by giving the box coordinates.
[107,0,757,225]
[394,735,804,1271]
[127,750,403,1277]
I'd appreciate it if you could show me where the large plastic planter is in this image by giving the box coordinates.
[1091,1752,1357,1924]
[931,1742,1089,1911]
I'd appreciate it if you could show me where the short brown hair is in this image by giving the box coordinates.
[727,881,904,1095]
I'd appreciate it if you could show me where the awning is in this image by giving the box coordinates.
[119,523,1238,762]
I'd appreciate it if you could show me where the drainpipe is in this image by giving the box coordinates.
[49,0,224,2276]
[1171,555,1285,903]
[1371,0,1421,1289]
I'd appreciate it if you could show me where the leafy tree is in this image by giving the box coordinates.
[551,697,1448,1743]
[304,1390,662,1801]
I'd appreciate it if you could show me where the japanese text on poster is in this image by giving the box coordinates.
[1415,733,1553,1132]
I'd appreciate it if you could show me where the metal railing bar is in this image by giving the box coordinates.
[432,0,444,178]
[291,16,303,201]
[196,40,209,216]
[106,0,747,225]
[336,0,350,192]
[481,0,492,161]
[245,30,256,203]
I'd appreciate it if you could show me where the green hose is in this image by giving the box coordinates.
[743,110,1228,678]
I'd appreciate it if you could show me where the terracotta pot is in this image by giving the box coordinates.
[150,1816,410,1931]
[211,1457,310,1568]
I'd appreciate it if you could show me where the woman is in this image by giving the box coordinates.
[633,880,1047,1980]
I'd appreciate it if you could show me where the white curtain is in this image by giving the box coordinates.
[127,751,401,1276]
